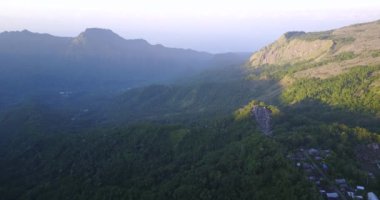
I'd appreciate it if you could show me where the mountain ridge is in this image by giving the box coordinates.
[248,19,380,80]
[0,28,252,111]
[0,19,380,200]
[244,19,380,118]
[0,28,213,56]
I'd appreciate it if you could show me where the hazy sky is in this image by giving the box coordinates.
[1,0,380,53]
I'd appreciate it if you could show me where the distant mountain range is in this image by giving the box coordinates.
[109,19,380,123]
[1,19,380,200]
[0,28,211,83]
[0,28,250,107]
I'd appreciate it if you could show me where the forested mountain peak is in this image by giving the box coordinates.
[0,27,218,100]
[1,18,380,200]
[71,28,150,48]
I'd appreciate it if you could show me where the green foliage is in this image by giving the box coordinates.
[234,100,280,120]
[296,30,333,41]
[110,78,277,123]
[234,100,257,120]
[283,31,306,40]
[371,50,380,58]
[273,108,380,193]
[2,20,380,200]
[267,105,281,116]
[334,51,357,61]
[332,36,356,46]
[247,61,317,80]
[282,65,380,114]
[248,52,362,81]
[0,119,319,200]
[1,66,380,200]
[169,128,189,146]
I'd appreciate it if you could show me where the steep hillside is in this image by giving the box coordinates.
[249,20,380,79]
[110,81,257,123]
[1,20,380,200]
[106,61,277,124]
[247,20,380,116]
[249,31,334,66]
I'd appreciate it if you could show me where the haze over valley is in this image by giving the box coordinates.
[1,1,380,200]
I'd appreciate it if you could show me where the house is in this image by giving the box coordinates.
[322,163,329,171]
[340,185,349,192]
[347,191,355,198]
[368,143,379,150]
[315,156,322,161]
[303,163,313,170]
[323,149,331,154]
[368,192,379,200]
[335,179,347,185]
[356,186,365,190]
[335,179,348,191]
[345,188,356,198]
[308,148,319,155]
[326,192,339,199]
[368,172,376,180]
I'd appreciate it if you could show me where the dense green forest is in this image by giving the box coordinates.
[1,95,379,199]
[0,119,320,200]
[282,65,380,114]
[108,80,273,123]
[1,20,380,200]
[1,62,380,199]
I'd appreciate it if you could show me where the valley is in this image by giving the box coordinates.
[0,19,380,200]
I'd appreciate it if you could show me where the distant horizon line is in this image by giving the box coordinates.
[0,28,256,55]
[1,18,379,54]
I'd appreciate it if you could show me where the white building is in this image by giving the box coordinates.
[368,192,379,200]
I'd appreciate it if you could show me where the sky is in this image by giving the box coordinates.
[0,0,380,53]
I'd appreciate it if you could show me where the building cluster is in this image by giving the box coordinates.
[288,148,379,200]
[356,143,380,173]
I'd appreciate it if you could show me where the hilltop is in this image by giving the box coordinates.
[0,19,380,200]
[0,28,251,111]
[246,20,380,116]
[248,20,380,79]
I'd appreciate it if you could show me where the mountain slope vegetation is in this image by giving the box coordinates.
[0,29,250,110]
[1,20,380,200]
[247,20,380,115]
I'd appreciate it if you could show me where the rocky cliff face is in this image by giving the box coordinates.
[249,32,333,67]
[252,105,272,136]
[248,20,380,79]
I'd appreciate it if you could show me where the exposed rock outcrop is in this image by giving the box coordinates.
[248,20,380,79]
[249,32,333,67]
[252,105,272,136]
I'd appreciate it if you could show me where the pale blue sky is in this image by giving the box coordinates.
[1,0,380,53]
